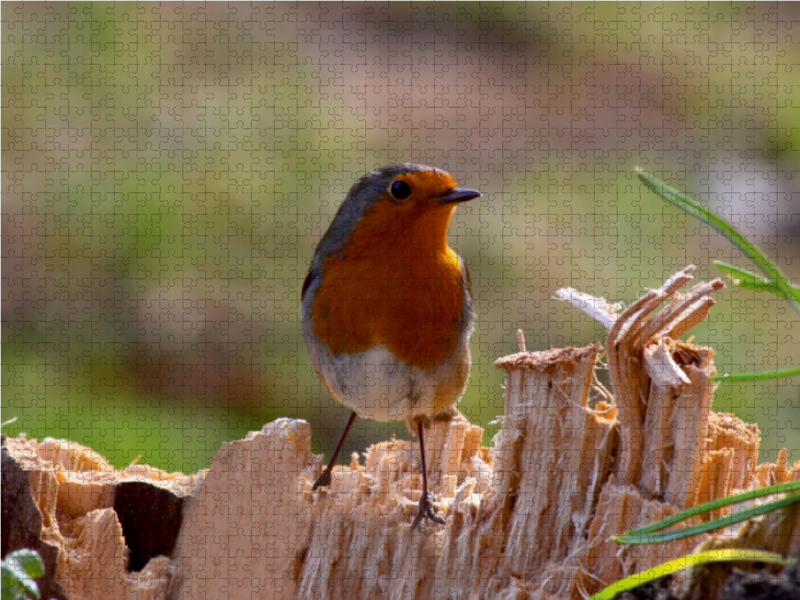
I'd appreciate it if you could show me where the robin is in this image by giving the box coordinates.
[301,163,480,530]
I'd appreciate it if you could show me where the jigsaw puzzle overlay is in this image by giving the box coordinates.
[4,2,799,482]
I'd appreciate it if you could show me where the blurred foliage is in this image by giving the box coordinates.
[2,549,44,600]
[3,3,799,471]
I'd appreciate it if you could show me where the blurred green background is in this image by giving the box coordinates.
[4,3,799,474]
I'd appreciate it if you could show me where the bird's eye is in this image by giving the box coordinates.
[389,180,412,200]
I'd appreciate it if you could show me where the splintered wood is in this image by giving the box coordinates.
[2,435,189,600]
[4,266,799,600]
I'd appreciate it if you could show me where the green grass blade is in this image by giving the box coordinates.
[714,261,767,280]
[714,261,800,300]
[616,480,800,538]
[711,365,800,383]
[636,169,784,282]
[615,494,800,545]
[0,416,19,429]
[714,261,786,293]
[589,549,795,600]
[636,169,800,316]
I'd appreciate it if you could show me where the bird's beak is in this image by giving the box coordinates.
[435,188,482,204]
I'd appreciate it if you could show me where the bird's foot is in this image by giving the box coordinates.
[410,490,445,532]
[312,469,332,491]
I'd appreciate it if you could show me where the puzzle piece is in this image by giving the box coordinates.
[3,3,799,598]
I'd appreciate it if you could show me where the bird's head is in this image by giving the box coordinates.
[321,164,481,259]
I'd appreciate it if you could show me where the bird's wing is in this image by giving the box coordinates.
[459,257,472,297]
[301,267,317,302]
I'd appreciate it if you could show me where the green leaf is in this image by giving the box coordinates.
[0,566,37,600]
[589,549,795,600]
[6,551,44,580]
[1,550,44,600]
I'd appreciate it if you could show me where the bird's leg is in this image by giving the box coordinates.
[312,410,358,491]
[410,418,446,531]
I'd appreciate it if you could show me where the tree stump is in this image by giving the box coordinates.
[4,267,798,599]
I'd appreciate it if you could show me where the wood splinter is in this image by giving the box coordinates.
[5,267,797,600]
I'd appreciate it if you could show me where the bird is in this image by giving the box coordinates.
[301,163,480,530]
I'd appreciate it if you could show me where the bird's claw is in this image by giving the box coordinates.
[410,492,445,532]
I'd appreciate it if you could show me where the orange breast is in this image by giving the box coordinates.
[311,198,465,370]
